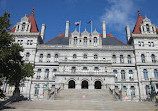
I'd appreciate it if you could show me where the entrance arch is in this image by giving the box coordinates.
[68,80,75,89]
[81,80,88,89]
[94,81,102,89]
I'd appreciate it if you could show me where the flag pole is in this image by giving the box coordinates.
[79,21,81,34]
[91,20,92,34]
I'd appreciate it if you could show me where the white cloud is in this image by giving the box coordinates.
[0,0,6,10]
[101,0,136,31]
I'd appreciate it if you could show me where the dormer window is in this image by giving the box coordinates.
[84,37,87,45]
[17,25,19,31]
[74,37,77,45]
[21,23,26,31]
[94,37,97,46]
[146,24,149,32]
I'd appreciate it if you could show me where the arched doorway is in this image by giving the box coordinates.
[68,80,75,89]
[94,81,102,89]
[81,80,88,89]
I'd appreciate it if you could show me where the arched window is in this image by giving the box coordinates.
[83,54,87,59]
[74,37,77,45]
[45,69,49,79]
[141,54,145,63]
[94,54,98,60]
[151,54,156,63]
[39,54,43,62]
[73,54,77,59]
[112,55,116,63]
[129,70,133,80]
[143,69,148,79]
[72,67,76,73]
[146,24,149,32]
[154,69,158,79]
[94,37,97,46]
[47,54,51,62]
[130,86,135,97]
[55,54,58,62]
[21,23,25,31]
[37,69,41,79]
[94,67,99,72]
[113,70,117,80]
[127,55,131,64]
[121,70,125,80]
[25,52,30,61]
[83,67,88,72]
[120,55,124,63]
[84,37,87,45]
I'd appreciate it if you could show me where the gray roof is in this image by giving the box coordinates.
[43,36,127,46]
[44,36,69,45]
[102,37,127,45]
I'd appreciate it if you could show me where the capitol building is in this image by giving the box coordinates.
[6,9,158,101]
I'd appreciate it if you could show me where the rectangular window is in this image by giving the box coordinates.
[37,69,41,79]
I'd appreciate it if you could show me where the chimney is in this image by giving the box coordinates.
[102,21,106,38]
[41,24,46,40]
[65,20,69,37]
[126,25,130,42]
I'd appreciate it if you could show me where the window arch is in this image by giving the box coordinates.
[151,54,156,63]
[141,54,145,63]
[112,55,116,63]
[121,70,125,80]
[84,37,87,45]
[37,69,41,79]
[47,54,51,62]
[25,52,30,61]
[72,67,76,73]
[94,54,98,60]
[83,54,87,59]
[127,55,131,64]
[154,69,158,79]
[39,54,43,62]
[74,37,77,45]
[129,70,133,80]
[94,37,97,46]
[146,24,149,32]
[120,55,124,63]
[143,69,148,79]
[113,70,117,80]
[73,54,77,59]
[21,23,26,31]
[55,54,58,62]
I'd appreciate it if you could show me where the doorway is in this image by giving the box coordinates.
[81,80,88,89]
[68,80,75,89]
[94,81,102,89]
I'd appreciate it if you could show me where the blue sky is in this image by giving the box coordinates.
[0,0,158,43]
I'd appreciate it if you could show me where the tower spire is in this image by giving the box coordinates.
[138,9,140,16]
[32,8,34,14]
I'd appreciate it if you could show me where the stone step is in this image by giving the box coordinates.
[54,89,114,100]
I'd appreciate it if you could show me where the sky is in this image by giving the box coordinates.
[0,0,158,43]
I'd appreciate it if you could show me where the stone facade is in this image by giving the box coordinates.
[3,10,158,101]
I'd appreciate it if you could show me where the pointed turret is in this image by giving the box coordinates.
[28,8,39,32]
[132,10,144,34]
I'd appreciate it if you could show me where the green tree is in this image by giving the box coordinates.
[0,12,34,98]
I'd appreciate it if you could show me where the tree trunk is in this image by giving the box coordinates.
[13,83,20,97]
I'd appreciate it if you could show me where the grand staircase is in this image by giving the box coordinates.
[3,89,158,111]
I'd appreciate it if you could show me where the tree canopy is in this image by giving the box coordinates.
[0,12,34,98]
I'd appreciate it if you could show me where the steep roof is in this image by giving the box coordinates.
[132,10,144,34]
[9,9,39,33]
[43,33,127,46]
